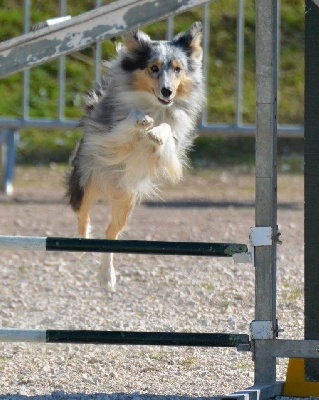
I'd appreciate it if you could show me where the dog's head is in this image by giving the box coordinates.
[120,22,203,107]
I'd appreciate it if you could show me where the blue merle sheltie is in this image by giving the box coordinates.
[65,22,204,291]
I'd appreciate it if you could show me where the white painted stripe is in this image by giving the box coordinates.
[0,236,46,251]
[0,328,46,342]
[46,16,72,26]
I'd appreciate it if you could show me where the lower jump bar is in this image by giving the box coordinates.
[0,236,248,257]
[0,329,249,347]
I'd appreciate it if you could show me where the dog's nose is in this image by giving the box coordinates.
[161,87,173,98]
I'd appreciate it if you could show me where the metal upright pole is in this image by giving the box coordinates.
[235,0,244,127]
[58,0,67,121]
[304,0,319,382]
[94,0,102,82]
[254,0,278,385]
[23,0,30,120]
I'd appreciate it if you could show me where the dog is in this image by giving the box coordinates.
[65,22,204,291]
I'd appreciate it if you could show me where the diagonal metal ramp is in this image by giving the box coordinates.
[0,0,212,78]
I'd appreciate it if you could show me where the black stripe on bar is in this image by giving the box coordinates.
[46,238,248,257]
[46,330,249,347]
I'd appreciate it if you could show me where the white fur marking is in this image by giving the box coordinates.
[98,253,116,292]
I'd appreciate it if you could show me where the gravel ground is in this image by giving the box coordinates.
[0,166,305,399]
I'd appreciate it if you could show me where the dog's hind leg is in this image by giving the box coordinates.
[74,180,97,258]
[77,179,97,238]
[98,191,135,291]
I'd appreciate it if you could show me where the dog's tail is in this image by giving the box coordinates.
[65,167,84,212]
[65,140,84,212]
[65,78,111,211]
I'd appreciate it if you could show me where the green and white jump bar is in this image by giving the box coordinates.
[0,235,248,257]
[0,328,250,348]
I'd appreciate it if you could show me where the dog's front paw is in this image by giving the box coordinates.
[134,111,154,131]
[148,129,164,145]
[147,124,171,145]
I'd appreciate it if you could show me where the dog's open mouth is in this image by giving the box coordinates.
[157,97,173,106]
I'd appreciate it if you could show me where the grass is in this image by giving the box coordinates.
[182,356,199,366]
[0,0,305,167]
[191,136,304,173]
[236,361,254,370]
[281,282,304,302]
[200,283,215,291]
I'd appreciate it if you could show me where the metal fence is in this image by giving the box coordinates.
[0,0,304,135]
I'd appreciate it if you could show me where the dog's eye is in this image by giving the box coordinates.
[174,66,181,74]
[150,65,159,73]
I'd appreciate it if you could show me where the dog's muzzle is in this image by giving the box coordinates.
[158,86,173,105]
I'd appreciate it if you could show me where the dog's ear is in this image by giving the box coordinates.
[173,22,203,60]
[122,29,151,51]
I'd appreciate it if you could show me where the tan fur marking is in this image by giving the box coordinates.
[77,179,97,238]
[191,42,202,53]
[122,33,143,51]
[123,40,138,51]
[190,32,203,59]
[118,143,133,157]
[149,60,163,70]
[190,42,203,60]
[132,70,154,94]
[105,192,135,240]
[171,60,182,70]
[176,74,192,97]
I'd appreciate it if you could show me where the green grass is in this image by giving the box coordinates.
[182,355,198,366]
[0,0,305,166]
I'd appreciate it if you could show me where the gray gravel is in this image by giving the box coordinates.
[0,168,305,399]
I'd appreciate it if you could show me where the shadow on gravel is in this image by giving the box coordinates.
[143,200,302,210]
[0,394,221,400]
[0,196,302,211]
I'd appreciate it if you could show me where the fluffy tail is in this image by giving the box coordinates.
[65,140,84,212]
[65,167,84,212]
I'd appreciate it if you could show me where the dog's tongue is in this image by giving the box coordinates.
[158,96,172,105]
